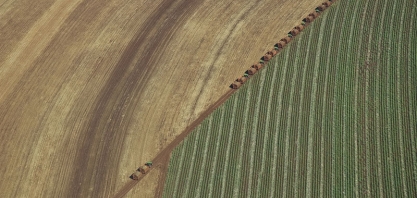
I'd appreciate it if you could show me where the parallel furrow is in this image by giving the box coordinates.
[281,36,303,198]
[294,21,315,198]
[231,77,252,197]
[375,0,389,196]
[319,3,341,197]
[161,1,417,197]
[207,105,226,197]
[219,86,242,198]
[330,1,351,196]
[246,63,267,197]
[407,1,417,195]
[254,46,280,197]
[342,1,361,197]
[171,135,189,197]
[162,139,181,196]
[366,0,380,196]
[306,11,327,197]
[213,104,236,195]
[395,0,409,196]
[358,0,372,197]
[195,116,213,197]
[386,0,398,195]
[182,126,202,197]
[269,46,291,198]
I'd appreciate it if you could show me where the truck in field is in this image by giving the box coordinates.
[130,162,153,180]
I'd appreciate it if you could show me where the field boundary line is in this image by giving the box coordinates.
[331,1,352,196]
[386,0,398,195]
[281,37,303,198]
[247,62,267,197]
[396,0,409,196]
[219,94,240,198]
[306,11,327,197]
[320,3,341,197]
[294,21,315,198]
[407,2,417,195]
[254,48,280,197]
[207,105,226,197]
[195,116,213,197]
[270,47,291,198]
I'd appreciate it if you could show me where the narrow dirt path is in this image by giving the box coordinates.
[112,90,235,198]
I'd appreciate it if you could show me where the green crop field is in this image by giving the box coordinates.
[162,0,417,197]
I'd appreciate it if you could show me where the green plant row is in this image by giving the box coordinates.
[162,0,417,197]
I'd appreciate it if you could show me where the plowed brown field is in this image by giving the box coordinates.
[0,0,323,197]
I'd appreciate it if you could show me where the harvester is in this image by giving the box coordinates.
[316,5,327,12]
[236,76,248,84]
[251,63,264,70]
[231,81,242,89]
[247,67,258,75]
[130,161,153,180]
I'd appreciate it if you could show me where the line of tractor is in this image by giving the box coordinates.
[230,0,336,89]
[129,0,336,182]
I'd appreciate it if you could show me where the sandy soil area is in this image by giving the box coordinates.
[0,0,324,197]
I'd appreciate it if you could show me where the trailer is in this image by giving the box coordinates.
[130,162,153,180]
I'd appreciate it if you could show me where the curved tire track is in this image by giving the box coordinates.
[69,0,203,197]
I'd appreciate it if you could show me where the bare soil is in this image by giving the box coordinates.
[0,0,324,197]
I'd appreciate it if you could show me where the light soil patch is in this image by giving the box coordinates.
[0,0,324,197]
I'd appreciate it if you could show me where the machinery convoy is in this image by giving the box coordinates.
[128,0,337,182]
[130,162,153,180]
[231,0,336,89]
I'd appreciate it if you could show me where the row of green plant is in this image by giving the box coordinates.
[162,0,417,197]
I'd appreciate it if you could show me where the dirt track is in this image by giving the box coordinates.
[113,90,234,198]
[0,0,323,197]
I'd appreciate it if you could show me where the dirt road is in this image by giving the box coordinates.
[112,90,234,198]
[0,0,323,197]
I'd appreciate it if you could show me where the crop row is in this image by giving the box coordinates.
[162,0,417,197]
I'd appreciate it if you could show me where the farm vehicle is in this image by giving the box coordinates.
[230,0,335,89]
[130,161,153,180]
